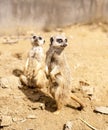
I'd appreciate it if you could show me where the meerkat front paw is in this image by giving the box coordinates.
[50,72,56,81]
[45,65,49,75]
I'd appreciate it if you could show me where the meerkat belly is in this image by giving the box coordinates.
[51,55,64,70]
[26,58,40,78]
[50,55,71,90]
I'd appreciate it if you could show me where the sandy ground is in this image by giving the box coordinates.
[0,24,108,130]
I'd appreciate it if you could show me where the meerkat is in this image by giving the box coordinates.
[46,35,85,114]
[20,35,48,88]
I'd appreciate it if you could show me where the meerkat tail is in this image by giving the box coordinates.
[70,93,85,108]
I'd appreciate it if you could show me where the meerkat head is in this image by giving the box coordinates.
[31,35,45,46]
[50,35,68,49]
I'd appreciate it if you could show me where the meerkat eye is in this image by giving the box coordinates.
[33,36,36,39]
[38,37,42,40]
[56,38,63,43]
[65,39,67,42]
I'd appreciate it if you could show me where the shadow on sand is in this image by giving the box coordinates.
[13,68,57,112]
[13,68,81,113]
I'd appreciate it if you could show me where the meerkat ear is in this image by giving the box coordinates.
[50,37,53,46]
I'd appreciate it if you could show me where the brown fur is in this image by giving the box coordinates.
[20,35,48,88]
[46,35,85,113]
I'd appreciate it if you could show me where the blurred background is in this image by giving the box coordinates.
[0,0,108,33]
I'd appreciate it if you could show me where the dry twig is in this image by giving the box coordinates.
[79,118,98,130]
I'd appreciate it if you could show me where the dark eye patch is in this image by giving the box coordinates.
[56,38,63,43]
[38,37,42,40]
[33,36,36,39]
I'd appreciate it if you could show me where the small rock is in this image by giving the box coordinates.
[21,119,27,123]
[27,115,37,119]
[94,106,108,114]
[12,117,24,122]
[0,78,9,88]
[81,86,94,96]
[39,103,45,110]
[63,121,73,130]
[28,103,45,110]
[0,115,12,127]
[0,75,22,89]
[28,104,38,110]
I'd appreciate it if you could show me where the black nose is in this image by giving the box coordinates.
[60,44,67,47]
[62,44,67,47]
[34,39,38,42]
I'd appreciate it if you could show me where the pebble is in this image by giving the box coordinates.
[94,106,108,114]
[0,76,22,89]
[27,115,37,119]
[0,115,12,127]
[63,121,73,130]
[81,86,94,96]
